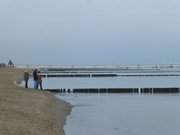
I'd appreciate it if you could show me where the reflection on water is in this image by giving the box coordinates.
[57,94,180,135]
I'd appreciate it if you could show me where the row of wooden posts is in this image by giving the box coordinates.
[46,88,180,94]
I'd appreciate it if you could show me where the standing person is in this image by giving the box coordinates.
[24,71,29,88]
[37,71,43,90]
[33,69,38,89]
[8,59,14,67]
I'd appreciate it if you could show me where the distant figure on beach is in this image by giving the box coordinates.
[8,59,14,67]
[24,71,29,88]
[33,69,38,89]
[37,71,43,90]
[0,63,6,68]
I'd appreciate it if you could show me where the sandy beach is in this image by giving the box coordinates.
[0,68,71,135]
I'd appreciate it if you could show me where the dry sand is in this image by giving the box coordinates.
[0,68,71,135]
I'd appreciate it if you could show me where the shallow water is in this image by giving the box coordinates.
[57,94,180,135]
[26,76,180,135]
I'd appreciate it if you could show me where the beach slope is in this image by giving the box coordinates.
[0,68,71,135]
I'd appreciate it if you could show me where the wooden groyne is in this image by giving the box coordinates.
[73,88,139,93]
[41,73,180,78]
[41,73,118,78]
[45,87,180,94]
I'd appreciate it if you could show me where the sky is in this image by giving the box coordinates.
[0,0,180,65]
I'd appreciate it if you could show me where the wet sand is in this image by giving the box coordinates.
[0,68,71,135]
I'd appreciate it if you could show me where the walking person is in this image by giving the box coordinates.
[33,69,38,89]
[37,71,43,90]
[24,71,29,88]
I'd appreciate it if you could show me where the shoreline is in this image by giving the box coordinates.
[0,67,72,135]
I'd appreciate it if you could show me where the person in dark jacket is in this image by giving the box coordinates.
[24,71,29,88]
[33,69,38,89]
[37,71,43,90]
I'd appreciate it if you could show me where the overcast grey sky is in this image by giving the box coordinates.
[0,0,180,65]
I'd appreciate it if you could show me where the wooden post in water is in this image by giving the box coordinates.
[152,88,154,94]
[138,88,141,94]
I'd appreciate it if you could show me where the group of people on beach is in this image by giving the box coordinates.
[24,69,43,90]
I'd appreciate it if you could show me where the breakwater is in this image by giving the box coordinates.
[46,87,180,94]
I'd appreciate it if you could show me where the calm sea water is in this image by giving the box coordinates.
[28,76,180,89]
[27,76,180,135]
[57,94,180,135]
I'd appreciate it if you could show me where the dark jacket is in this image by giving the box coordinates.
[33,70,38,81]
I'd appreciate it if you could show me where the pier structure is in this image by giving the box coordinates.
[15,64,180,71]
[16,64,180,77]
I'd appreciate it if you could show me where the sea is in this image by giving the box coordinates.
[30,76,180,89]
[28,76,180,135]
[58,93,180,135]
